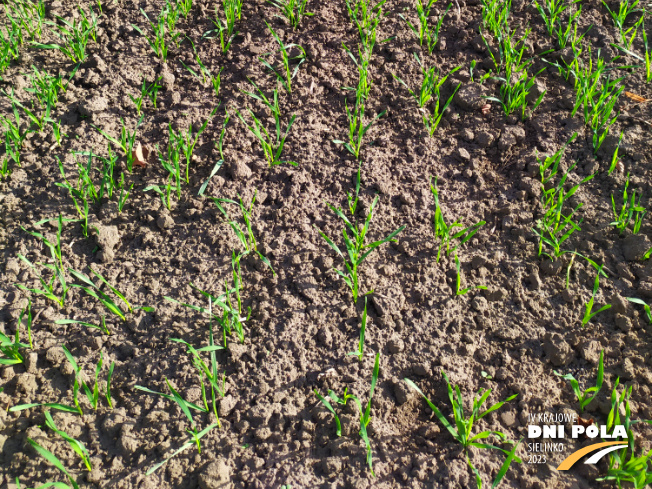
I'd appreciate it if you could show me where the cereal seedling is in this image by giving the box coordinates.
[236,107,297,167]
[238,81,297,166]
[533,0,580,37]
[430,176,485,262]
[537,132,576,184]
[346,0,386,45]
[603,0,643,46]
[17,215,68,307]
[211,191,275,275]
[117,173,133,212]
[533,159,594,259]
[610,173,646,234]
[268,0,313,29]
[333,40,385,158]
[199,112,229,196]
[316,166,405,302]
[55,316,111,336]
[44,410,92,471]
[315,353,380,476]
[26,438,81,489]
[181,40,223,97]
[170,106,218,183]
[52,119,67,147]
[582,265,611,326]
[207,0,243,53]
[146,424,218,475]
[260,21,307,93]
[567,47,624,154]
[626,297,652,323]
[404,373,519,486]
[62,346,112,413]
[25,64,72,110]
[554,350,604,412]
[68,267,132,321]
[34,6,98,62]
[169,302,226,424]
[393,54,460,133]
[177,0,192,17]
[400,0,451,54]
[454,254,487,295]
[0,23,20,76]
[480,0,511,38]
[132,9,171,62]
[347,297,368,362]
[4,0,46,41]
[483,28,547,120]
[333,101,385,159]
[0,300,32,365]
[93,115,143,172]
[608,130,624,174]
[129,76,161,115]
[136,373,217,469]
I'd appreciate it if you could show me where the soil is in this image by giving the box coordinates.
[2,0,652,488]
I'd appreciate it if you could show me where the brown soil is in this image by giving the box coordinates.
[2,0,652,488]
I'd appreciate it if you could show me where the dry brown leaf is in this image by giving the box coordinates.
[132,142,148,168]
[625,91,649,103]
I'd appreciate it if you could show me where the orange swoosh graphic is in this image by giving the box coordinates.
[557,442,627,470]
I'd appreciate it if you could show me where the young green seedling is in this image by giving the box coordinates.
[62,346,111,413]
[33,5,98,62]
[404,372,519,487]
[534,158,594,260]
[16,215,68,307]
[314,353,381,476]
[146,424,218,475]
[0,299,32,365]
[199,112,229,196]
[533,0,581,37]
[454,254,487,295]
[483,28,547,120]
[400,0,451,54]
[626,297,652,323]
[131,9,171,62]
[430,176,485,262]
[68,267,132,321]
[117,173,133,213]
[44,410,92,471]
[348,297,368,361]
[93,115,144,172]
[610,173,646,235]
[26,438,81,489]
[55,316,111,336]
[554,350,604,412]
[393,54,461,135]
[237,82,297,166]
[268,0,313,29]
[211,192,275,275]
[170,106,217,183]
[260,21,307,93]
[206,0,242,53]
[316,167,405,302]
[582,264,611,326]
[169,300,226,425]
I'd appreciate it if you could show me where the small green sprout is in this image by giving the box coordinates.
[554,350,604,412]
[404,372,519,487]
[454,254,487,295]
[430,176,485,262]
[582,265,611,326]
[316,166,405,302]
